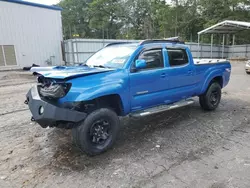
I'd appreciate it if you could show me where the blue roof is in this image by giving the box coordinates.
[0,0,62,11]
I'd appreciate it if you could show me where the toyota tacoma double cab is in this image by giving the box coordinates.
[25,39,231,155]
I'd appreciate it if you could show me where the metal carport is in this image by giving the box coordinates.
[198,20,250,58]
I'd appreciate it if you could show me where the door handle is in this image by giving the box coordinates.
[161,73,166,78]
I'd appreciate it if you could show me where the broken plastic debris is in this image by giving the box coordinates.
[0,176,7,180]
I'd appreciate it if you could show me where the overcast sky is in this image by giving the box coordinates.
[25,0,60,5]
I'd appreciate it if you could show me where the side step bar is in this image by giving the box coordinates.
[130,99,194,118]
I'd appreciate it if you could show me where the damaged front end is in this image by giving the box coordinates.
[39,83,71,99]
[37,76,72,99]
[25,76,86,129]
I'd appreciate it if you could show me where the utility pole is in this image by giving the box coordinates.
[174,0,178,36]
[102,21,105,47]
[102,22,105,40]
[69,25,72,38]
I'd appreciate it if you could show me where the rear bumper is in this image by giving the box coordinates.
[25,86,87,128]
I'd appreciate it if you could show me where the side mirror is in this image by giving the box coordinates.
[135,59,146,70]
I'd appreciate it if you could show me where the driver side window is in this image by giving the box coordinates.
[136,49,164,70]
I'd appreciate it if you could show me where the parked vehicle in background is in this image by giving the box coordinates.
[25,39,231,155]
[245,60,250,74]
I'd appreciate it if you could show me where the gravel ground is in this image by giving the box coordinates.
[0,63,250,188]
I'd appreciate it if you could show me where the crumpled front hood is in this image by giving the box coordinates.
[36,66,114,79]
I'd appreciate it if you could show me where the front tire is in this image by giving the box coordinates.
[199,82,222,111]
[72,108,120,156]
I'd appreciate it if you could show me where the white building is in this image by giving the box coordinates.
[0,0,63,68]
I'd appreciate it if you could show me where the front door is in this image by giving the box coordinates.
[129,48,168,111]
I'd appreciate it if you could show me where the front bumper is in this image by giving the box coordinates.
[25,86,87,128]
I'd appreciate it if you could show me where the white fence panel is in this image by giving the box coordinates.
[64,39,250,64]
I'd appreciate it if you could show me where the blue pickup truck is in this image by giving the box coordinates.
[25,39,231,155]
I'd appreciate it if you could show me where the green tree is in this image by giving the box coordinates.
[58,0,93,39]
[58,0,250,43]
[88,0,123,39]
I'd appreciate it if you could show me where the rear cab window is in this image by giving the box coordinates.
[167,48,189,67]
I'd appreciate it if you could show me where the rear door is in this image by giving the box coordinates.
[164,48,197,102]
[129,48,168,111]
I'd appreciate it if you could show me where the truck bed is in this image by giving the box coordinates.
[193,59,228,65]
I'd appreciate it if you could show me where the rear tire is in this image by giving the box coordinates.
[246,71,250,74]
[72,108,120,156]
[199,82,221,111]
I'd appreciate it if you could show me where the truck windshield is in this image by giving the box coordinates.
[85,45,136,68]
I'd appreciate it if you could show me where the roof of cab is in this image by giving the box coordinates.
[106,38,185,48]
[105,42,187,50]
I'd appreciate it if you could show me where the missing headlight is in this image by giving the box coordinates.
[39,83,71,99]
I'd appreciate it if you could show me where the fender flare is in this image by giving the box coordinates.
[201,69,223,94]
